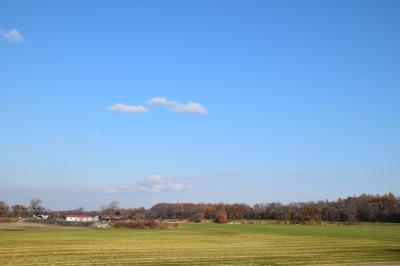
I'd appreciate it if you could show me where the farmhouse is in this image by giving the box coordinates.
[65,214,99,222]
[32,213,49,219]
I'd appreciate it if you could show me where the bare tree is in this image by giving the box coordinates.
[101,201,120,216]
[0,201,9,217]
[11,205,28,218]
[30,198,44,215]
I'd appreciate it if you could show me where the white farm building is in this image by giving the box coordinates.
[65,214,99,222]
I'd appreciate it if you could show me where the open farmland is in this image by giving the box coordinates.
[0,223,400,265]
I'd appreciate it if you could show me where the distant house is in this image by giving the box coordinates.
[99,215,120,222]
[32,214,49,219]
[65,214,99,222]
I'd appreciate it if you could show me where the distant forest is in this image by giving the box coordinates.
[1,193,399,224]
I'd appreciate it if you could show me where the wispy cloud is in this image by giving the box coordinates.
[108,97,207,115]
[0,28,23,42]
[108,103,148,113]
[50,135,64,140]
[148,97,208,114]
[102,175,191,194]
[89,133,104,140]
[221,170,236,177]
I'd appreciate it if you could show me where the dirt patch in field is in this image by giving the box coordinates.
[0,222,94,230]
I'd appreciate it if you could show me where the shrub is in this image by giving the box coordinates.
[189,212,204,223]
[112,220,177,229]
[0,217,17,223]
[214,210,228,224]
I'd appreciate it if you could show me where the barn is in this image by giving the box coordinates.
[65,214,99,222]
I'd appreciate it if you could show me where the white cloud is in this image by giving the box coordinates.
[0,28,23,42]
[148,97,208,114]
[102,186,119,194]
[89,133,104,139]
[221,170,236,177]
[108,103,148,113]
[102,175,190,194]
[147,97,169,105]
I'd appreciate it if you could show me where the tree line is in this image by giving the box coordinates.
[0,198,44,218]
[147,193,400,223]
[1,193,399,223]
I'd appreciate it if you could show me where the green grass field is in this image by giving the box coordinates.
[1,222,400,265]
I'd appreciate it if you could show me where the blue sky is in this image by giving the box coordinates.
[1,0,399,210]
